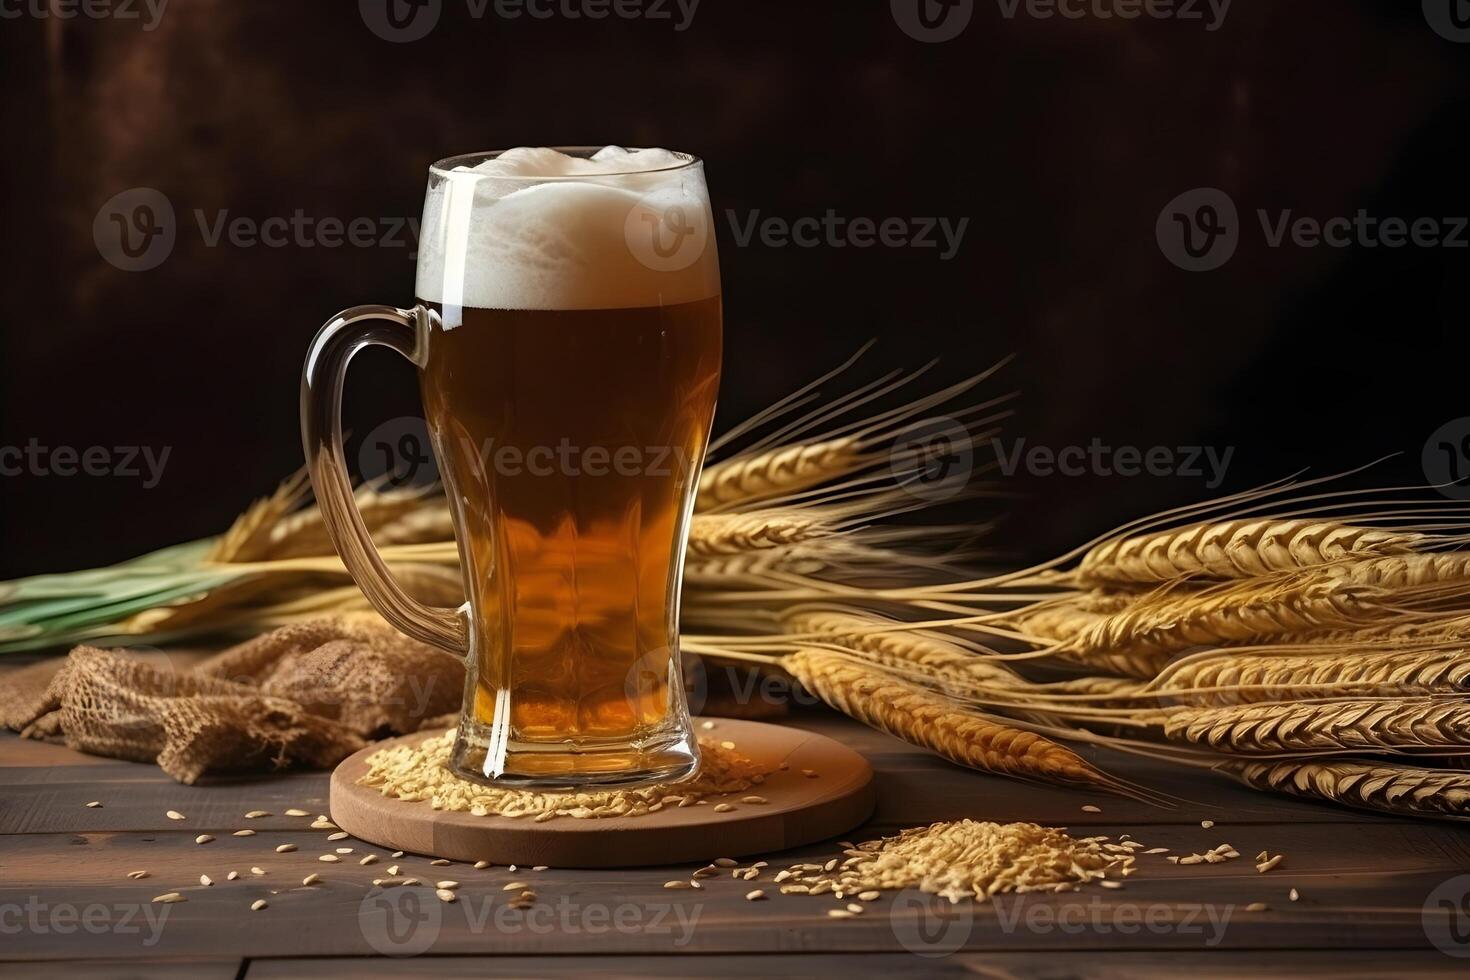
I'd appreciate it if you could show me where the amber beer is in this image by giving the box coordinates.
[303,147,719,787]
[420,297,722,747]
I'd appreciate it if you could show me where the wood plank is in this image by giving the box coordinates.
[0,714,1421,838]
[0,736,102,768]
[0,821,1466,959]
[1,961,240,980]
[244,951,1469,979]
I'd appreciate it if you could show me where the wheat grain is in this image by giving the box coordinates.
[1165,697,1470,753]
[1223,758,1470,819]
[697,438,863,512]
[1077,520,1422,587]
[784,650,1113,789]
[686,511,832,558]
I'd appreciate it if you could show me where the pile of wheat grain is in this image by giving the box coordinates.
[360,730,769,820]
[769,819,1139,904]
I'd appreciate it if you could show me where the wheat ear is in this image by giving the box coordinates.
[1322,554,1470,589]
[1058,576,1385,660]
[1164,697,1470,753]
[783,610,1023,689]
[696,438,863,513]
[1223,758,1470,820]
[783,650,1116,790]
[1076,519,1423,587]
[1151,646,1470,706]
[686,511,833,558]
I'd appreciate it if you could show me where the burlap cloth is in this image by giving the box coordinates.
[0,615,463,783]
[0,615,787,784]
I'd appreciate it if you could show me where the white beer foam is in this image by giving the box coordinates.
[417,147,720,311]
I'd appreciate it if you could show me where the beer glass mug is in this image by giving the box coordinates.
[301,147,720,788]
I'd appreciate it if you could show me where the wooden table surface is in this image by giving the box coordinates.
[3,706,1470,976]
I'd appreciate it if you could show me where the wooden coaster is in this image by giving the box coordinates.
[329,718,875,868]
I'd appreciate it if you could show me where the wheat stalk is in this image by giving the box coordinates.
[1058,576,1386,661]
[696,438,864,513]
[686,511,833,558]
[783,649,1117,790]
[1076,520,1423,588]
[782,610,1023,690]
[1222,758,1470,820]
[1151,646,1470,706]
[1165,697,1470,753]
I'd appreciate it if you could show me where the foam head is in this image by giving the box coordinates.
[416,147,721,312]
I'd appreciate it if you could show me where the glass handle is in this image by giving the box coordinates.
[300,304,468,657]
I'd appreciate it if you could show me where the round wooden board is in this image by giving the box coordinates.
[329,719,876,868]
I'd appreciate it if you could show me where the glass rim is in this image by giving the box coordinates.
[429,146,702,181]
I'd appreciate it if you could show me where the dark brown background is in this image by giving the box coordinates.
[1,0,1466,579]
